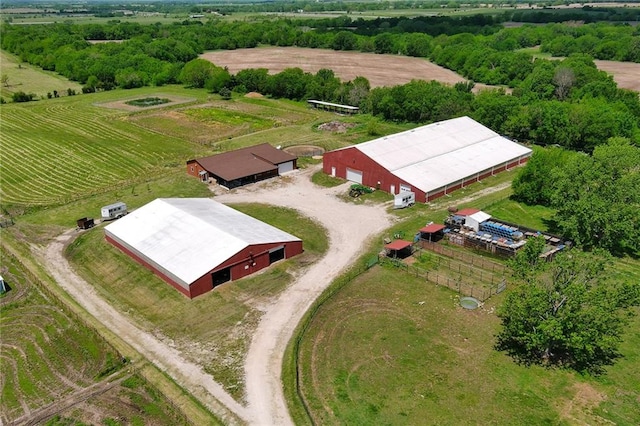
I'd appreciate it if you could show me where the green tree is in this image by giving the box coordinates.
[179,58,216,88]
[497,249,639,374]
[552,139,640,256]
[511,147,574,206]
[507,235,547,282]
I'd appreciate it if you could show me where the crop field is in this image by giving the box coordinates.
[294,264,640,425]
[0,247,189,425]
[65,203,329,402]
[0,50,83,100]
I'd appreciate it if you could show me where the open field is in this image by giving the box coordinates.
[0,246,189,425]
[0,50,82,100]
[201,47,499,91]
[0,86,408,210]
[65,203,328,402]
[294,263,640,425]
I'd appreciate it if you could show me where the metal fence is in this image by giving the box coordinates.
[380,256,506,303]
[418,239,506,273]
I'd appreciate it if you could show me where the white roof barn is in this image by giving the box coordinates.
[323,116,532,203]
[104,198,303,298]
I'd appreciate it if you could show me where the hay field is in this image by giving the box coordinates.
[295,264,640,425]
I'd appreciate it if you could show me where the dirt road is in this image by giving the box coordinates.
[214,166,393,425]
[33,233,252,425]
[36,165,393,425]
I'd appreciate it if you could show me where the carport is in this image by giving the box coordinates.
[419,223,446,243]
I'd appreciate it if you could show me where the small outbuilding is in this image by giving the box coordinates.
[187,143,297,189]
[104,198,303,298]
[419,223,446,242]
[385,240,414,259]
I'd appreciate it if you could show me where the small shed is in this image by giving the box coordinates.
[385,240,413,259]
[419,223,446,242]
[466,211,492,232]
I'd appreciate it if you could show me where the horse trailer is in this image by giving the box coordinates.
[101,202,128,221]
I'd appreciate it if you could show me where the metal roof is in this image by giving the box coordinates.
[420,224,446,233]
[192,143,297,181]
[351,117,532,194]
[385,240,413,251]
[104,198,301,287]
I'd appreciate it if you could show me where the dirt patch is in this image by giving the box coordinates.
[201,47,499,92]
[283,145,325,157]
[593,60,640,92]
[559,382,610,425]
[245,92,264,98]
[317,121,357,133]
[96,95,196,112]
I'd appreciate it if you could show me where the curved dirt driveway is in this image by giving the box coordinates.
[214,166,393,425]
[36,165,393,425]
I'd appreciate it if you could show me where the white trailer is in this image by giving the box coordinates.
[394,191,415,209]
[101,202,128,220]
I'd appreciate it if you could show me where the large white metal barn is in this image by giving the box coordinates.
[104,198,303,298]
[323,116,532,203]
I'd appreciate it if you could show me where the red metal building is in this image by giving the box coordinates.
[323,117,532,203]
[104,198,303,298]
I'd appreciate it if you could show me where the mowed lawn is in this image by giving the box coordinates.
[296,265,640,425]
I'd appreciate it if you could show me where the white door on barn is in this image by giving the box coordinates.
[346,168,363,184]
[278,161,294,174]
[390,184,396,195]
[331,166,336,177]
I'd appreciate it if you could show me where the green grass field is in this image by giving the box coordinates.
[0,245,190,425]
[293,264,640,425]
[0,50,83,100]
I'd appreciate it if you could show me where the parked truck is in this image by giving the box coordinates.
[101,202,127,221]
[394,191,415,209]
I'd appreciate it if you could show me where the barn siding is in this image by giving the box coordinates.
[323,148,417,200]
[105,235,192,298]
[106,235,303,299]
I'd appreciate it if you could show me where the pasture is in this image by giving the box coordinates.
[0,50,82,100]
[293,260,640,426]
[65,203,329,402]
[0,86,406,211]
[0,246,189,425]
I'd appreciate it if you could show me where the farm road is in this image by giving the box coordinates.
[214,165,393,425]
[33,233,252,425]
[36,164,393,425]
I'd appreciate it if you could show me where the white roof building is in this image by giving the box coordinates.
[323,116,532,203]
[105,198,303,298]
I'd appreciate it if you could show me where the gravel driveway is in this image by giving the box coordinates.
[36,164,393,425]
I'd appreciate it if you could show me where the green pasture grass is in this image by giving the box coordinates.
[0,247,117,421]
[65,203,328,401]
[0,86,212,208]
[2,14,193,26]
[295,265,640,425]
[0,49,82,100]
[15,172,211,228]
[481,197,555,231]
